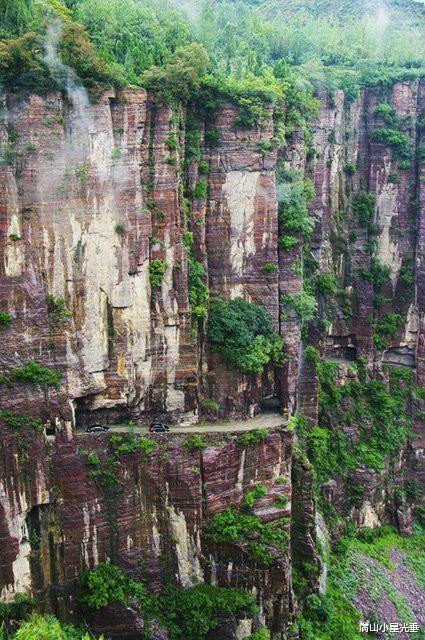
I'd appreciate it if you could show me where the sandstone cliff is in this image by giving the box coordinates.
[1,79,425,637]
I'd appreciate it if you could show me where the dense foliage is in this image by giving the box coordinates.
[0,359,62,390]
[277,170,315,241]
[206,507,289,565]
[208,298,284,374]
[310,363,414,478]
[3,0,424,121]
[78,563,256,640]
[14,615,100,639]
[71,0,425,98]
[0,601,101,639]
[0,311,12,327]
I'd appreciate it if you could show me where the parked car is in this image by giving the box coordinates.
[86,424,109,433]
[149,423,170,433]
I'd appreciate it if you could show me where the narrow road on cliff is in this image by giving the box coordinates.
[106,411,287,434]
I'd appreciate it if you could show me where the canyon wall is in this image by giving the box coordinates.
[0,89,280,427]
[0,425,293,639]
[1,79,425,636]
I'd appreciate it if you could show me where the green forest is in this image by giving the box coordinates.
[2,0,425,108]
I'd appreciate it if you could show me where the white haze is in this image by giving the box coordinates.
[44,20,90,124]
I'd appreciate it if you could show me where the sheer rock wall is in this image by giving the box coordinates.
[1,80,425,636]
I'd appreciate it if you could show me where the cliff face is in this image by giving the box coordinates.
[1,79,425,636]
[0,88,279,427]
[0,426,293,639]
[304,82,425,532]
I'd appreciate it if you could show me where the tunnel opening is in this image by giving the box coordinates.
[74,396,131,431]
[260,395,281,413]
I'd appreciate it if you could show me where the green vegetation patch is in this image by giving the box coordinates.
[242,484,267,510]
[297,525,425,639]
[47,296,72,320]
[373,312,404,350]
[201,399,221,413]
[298,363,414,498]
[0,410,42,431]
[0,593,98,638]
[206,507,288,565]
[0,359,63,390]
[277,170,315,241]
[282,289,318,323]
[208,298,284,375]
[0,594,34,630]
[237,428,269,446]
[183,434,208,450]
[149,259,168,288]
[372,128,412,160]
[14,613,101,639]
[0,311,12,327]
[78,562,255,640]
[359,258,391,290]
[352,191,376,228]
[184,232,209,322]
[110,433,158,457]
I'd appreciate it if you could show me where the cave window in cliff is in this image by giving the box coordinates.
[45,420,55,436]
[324,340,357,362]
[260,395,281,413]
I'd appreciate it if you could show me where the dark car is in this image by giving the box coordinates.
[149,423,170,433]
[86,424,109,433]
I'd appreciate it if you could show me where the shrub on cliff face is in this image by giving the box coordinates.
[372,127,412,160]
[208,298,283,374]
[149,259,168,288]
[48,295,72,320]
[244,630,270,640]
[237,428,269,446]
[358,258,391,290]
[15,613,101,639]
[189,179,208,200]
[10,359,63,389]
[373,312,403,350]
[206,507,289,565]
[305,358,413,485]
[79,563,128,609]
[0,311,12,327]
[277,172,315,240]
[351,191,375,227]
[282,289,318,322]
[184,233,209,321]
[158,583,256,640]
[0,359,62,390]
[0,593,34,629]
[79,563,256,640]
[278,234,299,250]
[374,103,400,128]
[0,410,42,430]
[314,273,337,296]
[183,434,207,450]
